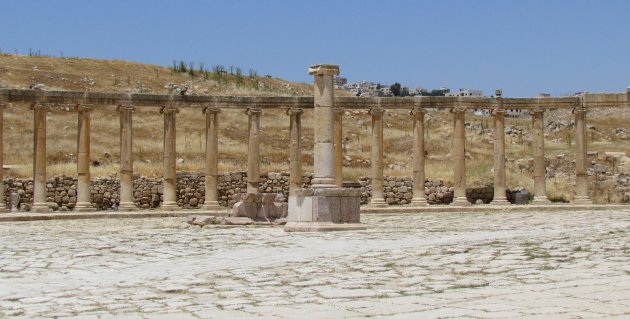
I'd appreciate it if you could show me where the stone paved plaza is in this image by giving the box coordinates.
[0,210,629,318]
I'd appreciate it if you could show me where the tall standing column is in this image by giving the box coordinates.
[491,103,509,205]
[309,64,338,188]
[202,107,221,210]
[531,108,549,204]
[247,108,262,194]
[74,104,96,211]
[0,103,7,213]
[31,103,52,213]
[574,106,592,204]
[161,106,179,210]
[410,107,427,206]
[451,106,470,206]
[333,108,344,188]
[287,108,303,195]
[118,105,136,211]
[369,108,387,207]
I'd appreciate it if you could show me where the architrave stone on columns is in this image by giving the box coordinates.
[410,107,427,206]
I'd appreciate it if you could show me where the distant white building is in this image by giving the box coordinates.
[334,76,348,89]
[445,88,483,97]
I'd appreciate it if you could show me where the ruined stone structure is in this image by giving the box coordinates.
[0,65,629,221]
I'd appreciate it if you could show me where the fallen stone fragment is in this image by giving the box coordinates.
[187,215,217,226]
[221,217,254,226]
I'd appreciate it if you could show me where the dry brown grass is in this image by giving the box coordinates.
[2,55,630,203]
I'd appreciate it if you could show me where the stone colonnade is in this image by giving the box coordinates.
[0,81,612,213]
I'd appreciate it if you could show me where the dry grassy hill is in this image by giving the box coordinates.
[1,54,629,203]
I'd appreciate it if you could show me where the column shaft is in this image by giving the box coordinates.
[247,108,261,194]
[161,106,179,210]
[333,108,344,188]
[288,108,303,195]
[410,108,427,206]
[531,109,549,204]
[118,105,136,210]
[451,107,470,206]
[574,107,592,204]
[75,105,96,211]
[369,108,387,207]
[31,104,52,213]
[202,107,221,210]
[310,65,338,188]
[491,109,509,204]
[0,104,6,212]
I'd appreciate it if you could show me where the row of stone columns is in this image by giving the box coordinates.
[2,96,592,213]
[364,102,592,206]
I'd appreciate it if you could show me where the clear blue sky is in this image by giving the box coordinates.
[1,0,629,97]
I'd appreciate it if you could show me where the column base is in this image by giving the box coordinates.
[368,198,388,208]
[160,202,180,211]
[311,177,336,189]
[409,197,428,206]
[285,221,367,232]
[74,202,97,212]
[31,203,53,213]
[451,197,471,206]
[118,202,138,211]
[200,201,222,211]
[532,196,551,205]
[573,196,593,205]
[490,197,511,205]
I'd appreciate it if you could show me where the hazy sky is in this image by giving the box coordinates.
[1,0,629,97]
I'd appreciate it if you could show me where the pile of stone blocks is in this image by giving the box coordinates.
[231,193,287,220]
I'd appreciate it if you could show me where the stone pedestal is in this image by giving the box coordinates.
[285,188,366,232]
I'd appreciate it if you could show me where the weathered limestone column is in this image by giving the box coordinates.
[74,104,96,211]
[369,108,387,207]
[574,105,592,204]
[117,104,136,211]
[531,107,549,204]
[161,106,179,210]
[31,103,52,213]
[451,106,470,206]
[491,97,509,205]
[410,107,427,206]
[287,108,303,195]
[246,108,262,194]
[309,64,338,188]
[201,107,221,210]
[333,108,344,188]
[0,103,7,213]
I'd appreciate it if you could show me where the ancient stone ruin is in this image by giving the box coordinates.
[1,64,629,230]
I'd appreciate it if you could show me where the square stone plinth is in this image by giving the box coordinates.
[286,187,365,232]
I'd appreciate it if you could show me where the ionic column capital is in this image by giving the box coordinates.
[451,106,467,114]
[573,106,587,114]
[30,102,52,112]
[492,108,506,117]
[75,104,94,112]
[308,64,340,76]
[410,107,425,117]
[203,107,221,114]
[117,104,135,113]
[333,107,344,115]
[286,107,304,116]
[531,107,545,115]
[160,105,179,114]
[246,107,262,116]
[368,108,385,116]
